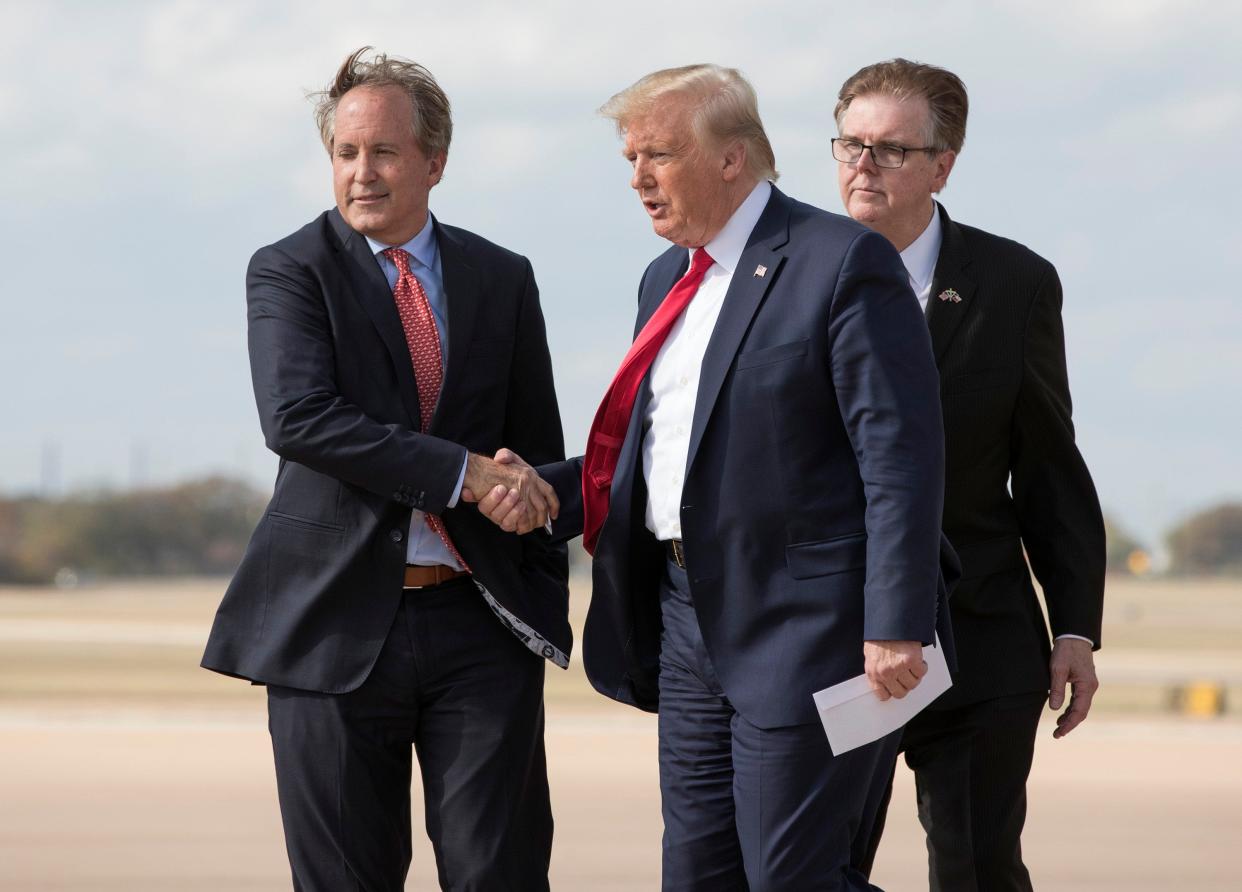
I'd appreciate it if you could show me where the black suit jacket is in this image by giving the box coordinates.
[544,187,958,729]
[927,203,1104,707]
[202,209,569,692]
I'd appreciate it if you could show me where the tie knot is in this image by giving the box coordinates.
[690,248,715,276]
[382,247,412,275]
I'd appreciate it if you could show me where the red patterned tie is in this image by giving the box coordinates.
[383,247,469,571]
[581,248,715,554]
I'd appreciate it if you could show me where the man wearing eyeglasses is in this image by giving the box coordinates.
[833,59,1106,890]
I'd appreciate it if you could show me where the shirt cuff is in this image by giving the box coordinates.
[446,452,468,508]
[1055,633,1095,647]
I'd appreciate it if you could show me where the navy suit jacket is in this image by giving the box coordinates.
[544,187,957,729]
[203,209,570,692]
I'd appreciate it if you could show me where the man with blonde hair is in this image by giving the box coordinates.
[833,58,1105,890]
[477,63,956,890]
[203,47,567,891]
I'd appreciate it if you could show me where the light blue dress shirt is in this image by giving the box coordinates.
[366,213,469,568]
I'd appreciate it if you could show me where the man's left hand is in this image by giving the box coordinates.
[1048,637,1098,739]
[863,640,927,701]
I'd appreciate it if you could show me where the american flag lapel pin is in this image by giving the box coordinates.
[938,288,962,303]
[754,264,767,278]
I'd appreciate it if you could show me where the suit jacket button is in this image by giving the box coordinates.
[389,529,404,543]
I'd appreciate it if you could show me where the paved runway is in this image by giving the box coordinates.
[2,702,1240,890]
[3,577,1241,889]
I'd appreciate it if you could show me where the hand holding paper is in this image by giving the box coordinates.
[813,637,952,756]
[863,639,928,700]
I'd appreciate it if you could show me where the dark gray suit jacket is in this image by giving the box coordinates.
[203,209,570,691]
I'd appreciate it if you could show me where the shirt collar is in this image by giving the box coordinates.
[365,212,437,270]
[696,180,773,274]
[899,201,942,293]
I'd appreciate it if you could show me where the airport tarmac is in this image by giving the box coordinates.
[2,703,1240,890]
[2,577,1240,890]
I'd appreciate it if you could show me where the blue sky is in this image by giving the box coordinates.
[2,0,1238,548]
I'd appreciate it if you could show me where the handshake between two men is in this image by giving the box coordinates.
[461,448,556,535]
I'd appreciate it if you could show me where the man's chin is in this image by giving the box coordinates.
[651,220,688,246]
[847,200,886,224]
[347,212,389,237]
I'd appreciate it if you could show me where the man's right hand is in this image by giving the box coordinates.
[461,449,558,534]
[863,640,927,701]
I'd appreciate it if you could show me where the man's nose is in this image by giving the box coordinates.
[354,151,378,182]
[855,145,880,175]
[631,159,651,190]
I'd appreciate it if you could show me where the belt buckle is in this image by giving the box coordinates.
[670,539,686,569]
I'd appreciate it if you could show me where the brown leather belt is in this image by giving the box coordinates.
[664,539,686,569]
[403,564,470,589]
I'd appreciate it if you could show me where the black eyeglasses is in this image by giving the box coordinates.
[831,138,939,169]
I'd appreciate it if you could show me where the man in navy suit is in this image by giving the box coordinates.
[477,64,954,891]
[202,48,566,891]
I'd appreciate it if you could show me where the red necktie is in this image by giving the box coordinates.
[581,248,715,554]
[383,247,469,571]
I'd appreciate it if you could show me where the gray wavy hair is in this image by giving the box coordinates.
[311,46,452,158]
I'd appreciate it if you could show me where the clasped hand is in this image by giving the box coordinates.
[863,639,927,701]
[460,449,558,534]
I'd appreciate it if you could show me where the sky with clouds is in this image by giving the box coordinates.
[2,0,1238,548]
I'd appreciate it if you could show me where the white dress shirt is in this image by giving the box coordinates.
[366,214,468,568]
[642,180,773,540]
[894,203,1093,647]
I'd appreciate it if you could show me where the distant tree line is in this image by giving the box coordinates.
[0,477,266,584]
[1107,503,1242,576]
[1,478,1240,583]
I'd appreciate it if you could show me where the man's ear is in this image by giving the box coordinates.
[721,140,747,182]
[931,150,956,193]
[428,151,448,187]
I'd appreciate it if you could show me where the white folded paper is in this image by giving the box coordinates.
[812,636,951,756]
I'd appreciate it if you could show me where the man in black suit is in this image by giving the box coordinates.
[201,48,567,891]
[834,59,1107,890]
[477,64,955,891]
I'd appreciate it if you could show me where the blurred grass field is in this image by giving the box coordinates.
[3,574,1240,713]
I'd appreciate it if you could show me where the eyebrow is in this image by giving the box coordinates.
[838,133,915,146]
[622,138,683,158]
[335,140,401,152]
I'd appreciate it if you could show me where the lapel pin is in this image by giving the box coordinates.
[754,264,767,278]
[937,288,962,303]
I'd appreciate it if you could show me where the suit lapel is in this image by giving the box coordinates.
[684,189,790,476]
[635,250,689,336]
[926,204,978,364]
[435,222,482,435]
[329,209,424,429]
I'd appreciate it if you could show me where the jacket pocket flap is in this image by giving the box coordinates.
[736,338,809,370]
[786,532,867,579]
[467,337,514,357]
[954,535,1024,579]
[942,368,1007,395]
